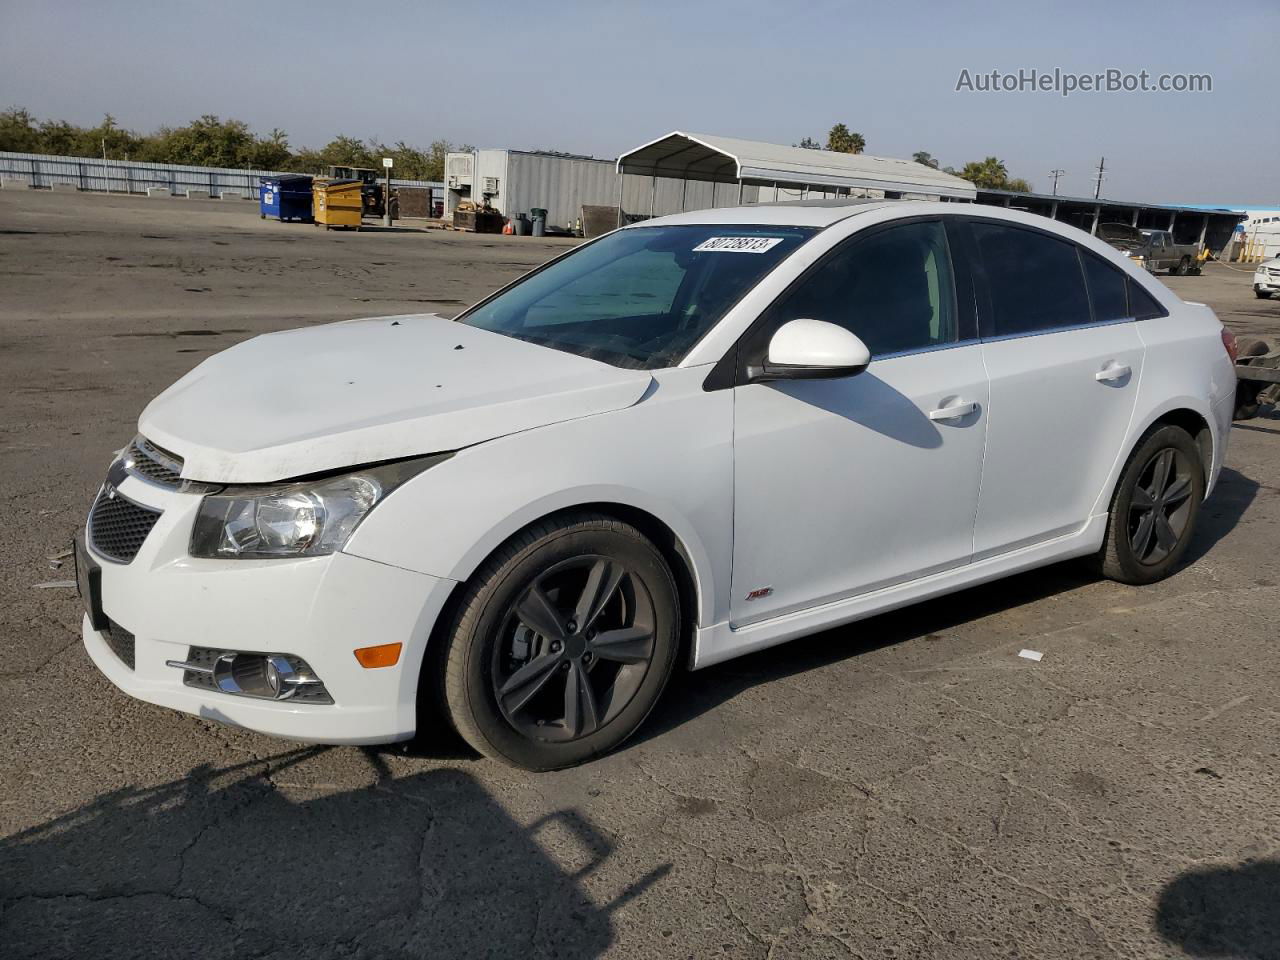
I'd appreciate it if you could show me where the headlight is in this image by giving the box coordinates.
[189,454,449,559]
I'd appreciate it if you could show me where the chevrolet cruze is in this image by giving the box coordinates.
[77,200,1237,770]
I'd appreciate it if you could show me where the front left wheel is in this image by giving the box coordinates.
[438,513,680,770]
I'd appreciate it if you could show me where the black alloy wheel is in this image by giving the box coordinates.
[1093,424,1204,585]
[1126,447,1195,565]
[492,556,657,742]
[437,512,680,770]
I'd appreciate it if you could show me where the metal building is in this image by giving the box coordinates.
[973,188,1246,255]
[617,131,977,203]
[444,148,760,231]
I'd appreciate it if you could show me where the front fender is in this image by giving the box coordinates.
[341,368,734,630]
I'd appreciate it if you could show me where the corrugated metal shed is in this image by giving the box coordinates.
[445,149,762,229]
[617,131,976,200]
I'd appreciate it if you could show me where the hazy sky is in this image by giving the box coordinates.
[2,0,1276,205]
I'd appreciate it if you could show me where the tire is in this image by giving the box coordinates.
[1092,425,1204,585]
[1173,257,1190,276]
[1234,340,1272,420]
[438,512,680,770]
[1256,290,1273,300]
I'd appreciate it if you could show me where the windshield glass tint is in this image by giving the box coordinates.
[458,224,816,369]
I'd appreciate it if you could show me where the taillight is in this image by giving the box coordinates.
[1221,328,1238,364]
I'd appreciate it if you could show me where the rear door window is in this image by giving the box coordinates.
[971,222,1091,337]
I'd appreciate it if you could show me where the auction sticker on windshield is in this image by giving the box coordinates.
[692,236,785,253]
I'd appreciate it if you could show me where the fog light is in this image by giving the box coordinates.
[166,649,332,704]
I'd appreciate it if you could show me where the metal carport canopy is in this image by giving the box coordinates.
[616,131,977,200]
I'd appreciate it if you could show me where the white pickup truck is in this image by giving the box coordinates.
[1098,223,1201,276]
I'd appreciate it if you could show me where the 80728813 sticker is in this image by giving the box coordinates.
[692,236,785,254]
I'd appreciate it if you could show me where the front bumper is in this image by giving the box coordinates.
[1255,276,1278,293]
[80,471,456,745]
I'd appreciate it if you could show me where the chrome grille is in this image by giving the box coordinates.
[88,488,162,563]
[104,620,136,669]
[124,437,184,487]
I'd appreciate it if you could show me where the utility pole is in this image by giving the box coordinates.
[102,138,107,162]
[1049,169,1064,195]
[382,157,393,228]
[1093,157,1106,200]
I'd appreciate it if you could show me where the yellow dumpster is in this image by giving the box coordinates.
[313,179,363,230]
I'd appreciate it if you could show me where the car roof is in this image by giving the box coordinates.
[632,201,1166,274]
[635,198,1089,231]
[634,199,903,229]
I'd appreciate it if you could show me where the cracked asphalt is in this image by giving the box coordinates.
[2,190,1279,960]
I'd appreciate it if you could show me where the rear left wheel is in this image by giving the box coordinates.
[439,513,680,770]
[1092,425,1204,585]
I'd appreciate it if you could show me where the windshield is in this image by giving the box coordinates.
[458,224,816,369]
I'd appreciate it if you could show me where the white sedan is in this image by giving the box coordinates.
[77,200,1238,770]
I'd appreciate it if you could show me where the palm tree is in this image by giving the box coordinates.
[826,124,866,155]
[959,156,1010,189]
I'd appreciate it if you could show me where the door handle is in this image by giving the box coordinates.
[928,400,977,421]
[1095,362,1132,382]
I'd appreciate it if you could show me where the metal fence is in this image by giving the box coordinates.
[0,150,442,198]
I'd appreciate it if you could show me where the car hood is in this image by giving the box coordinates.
[139,314,654,483]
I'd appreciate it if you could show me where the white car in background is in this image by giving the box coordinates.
[77,200,1238,770]
[1254,256,1280,298]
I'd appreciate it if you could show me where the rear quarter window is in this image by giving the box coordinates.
[1081,252,1130,322]
[1127,278,1169,320]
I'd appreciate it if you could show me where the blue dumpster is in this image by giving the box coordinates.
[259,175,314,222]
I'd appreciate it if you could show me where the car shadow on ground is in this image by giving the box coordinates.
[0,747,667,960]
[1181,466,1259,565]
[638,561,1098,746]
[1155,859,1280,958]
[638,463,1260,748]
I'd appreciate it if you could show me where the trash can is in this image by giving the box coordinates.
[313,179,363,231]
[259,175,314,222]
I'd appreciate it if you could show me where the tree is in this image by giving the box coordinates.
[796,136,822,150]
[955,156,1032,192]
[958,156,1010,189]
[247,128,291,170]
[141,115,261,167]
[827,124,866,154]
[0,106,471,180]
[912,150,940,169]
[0,107,45,153]
[81,114,145,159]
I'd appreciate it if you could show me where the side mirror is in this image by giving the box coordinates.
[748,318,871,382]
